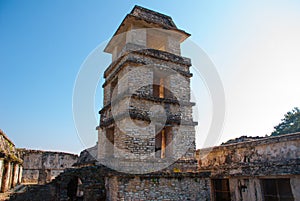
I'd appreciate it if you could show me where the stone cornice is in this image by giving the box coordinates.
[98,108,197,129]
[99,90,195,115]
[198,132,300,153]
[103,49,192,83]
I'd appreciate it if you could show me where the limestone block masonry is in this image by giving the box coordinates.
[97,5,197,173]
[6,5,300,201]
[20,149,78,184]
[10,131,299,201]
[196,132,300,201]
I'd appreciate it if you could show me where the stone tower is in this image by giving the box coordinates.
[97,6,197,173]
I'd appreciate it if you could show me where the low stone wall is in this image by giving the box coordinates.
[107,174,210,200]
[20,149,78,184]
[53,165,210,201]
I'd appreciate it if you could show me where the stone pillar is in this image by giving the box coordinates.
[1,161,12,192]
[12,163,19,187]
[18,165,23,184]
[0,159,5,191]
[8,162,14,189]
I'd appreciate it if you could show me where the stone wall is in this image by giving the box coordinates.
[39,165,210,201]
[54,166,107,201]
[196,132,300,201]
[197,132,300,175]
[106,174,210,200]
[7,5,300,201]
[97,6,197,175]
[20,149,78,184]
[9,133,300,201]
[98,49,197,163]
[74,144,98,167]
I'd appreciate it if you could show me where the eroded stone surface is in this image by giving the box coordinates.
[20,149,78,184]
[3,5,300,201]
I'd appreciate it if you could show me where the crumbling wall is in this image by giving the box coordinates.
[54,166,107,201]
[197,132,300,201]
[74,144,97,167]
[197,133,300,175]
[21,149,78,184]
[53,165,210,201]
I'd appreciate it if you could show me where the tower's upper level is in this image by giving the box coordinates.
[104,5,190,61]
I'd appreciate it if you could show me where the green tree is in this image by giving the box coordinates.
[271,107,300,136]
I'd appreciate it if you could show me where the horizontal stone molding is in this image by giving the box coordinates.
[98,108,197,128]
[99,90,195,115]
[103,49,192,83]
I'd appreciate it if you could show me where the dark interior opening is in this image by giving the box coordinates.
[153,70,171,99]
[67,177,84,201]
[106,127,115,157]
[261,178,294,201]
[155,126,172,158]
[212,179,231,201]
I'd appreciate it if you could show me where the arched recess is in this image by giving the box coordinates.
[67,176,84,201]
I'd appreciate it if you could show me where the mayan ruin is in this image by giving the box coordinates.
[1,4,299,201]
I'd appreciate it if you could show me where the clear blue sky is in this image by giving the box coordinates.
[1,0,300,154]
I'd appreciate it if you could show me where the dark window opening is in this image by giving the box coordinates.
[261,178,294,201]
[67,177,84,201]
[153,71,170,99]
[155,127,172,158]
[153,78,165,98]
[106,127,115,157]
[212,179,231,201]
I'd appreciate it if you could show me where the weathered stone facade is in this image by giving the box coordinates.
[97,5,197,174]
[20,149,78,184]
[6,5,300,201]
[8,132,300,200]
[0,129,23,193]
[197,132,300,201]
[74,144,98,167]
[105,173,210,200]
[10,165,209,201]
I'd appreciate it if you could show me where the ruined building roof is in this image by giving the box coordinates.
[0,129,14,146]
[221,135,265,145]
[0,129,22,163]
[73,144,97,167]
[104,5,190,53]
[130,5,177,28]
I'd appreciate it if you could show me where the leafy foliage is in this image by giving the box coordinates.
[271,107,300,136]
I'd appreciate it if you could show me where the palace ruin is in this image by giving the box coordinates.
[1,5,299,201]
